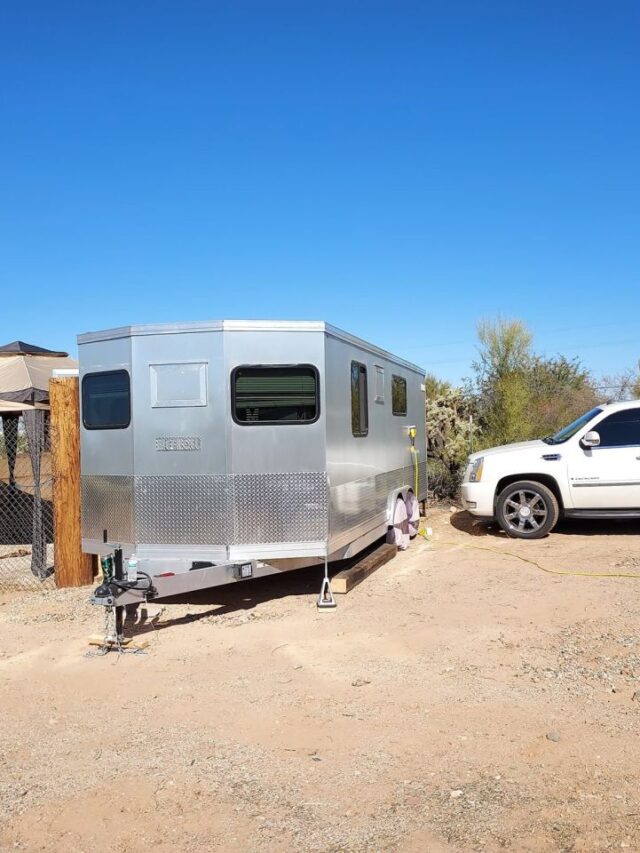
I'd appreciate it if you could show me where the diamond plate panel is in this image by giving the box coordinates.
[81,475,135,543]
[134,475,231,545]
[83,466,416,549]
[329,461,427,539]
[232,472,328,544]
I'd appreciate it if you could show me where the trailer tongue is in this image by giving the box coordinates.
[91,545,339,644]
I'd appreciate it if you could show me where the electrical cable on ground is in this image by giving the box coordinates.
[417,528,640,580]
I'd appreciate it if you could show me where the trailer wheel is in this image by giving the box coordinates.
[405,490,420,539]
[387,496,409,551]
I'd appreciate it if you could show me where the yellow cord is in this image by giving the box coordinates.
[417,530,640,579]
[411,447,419,497]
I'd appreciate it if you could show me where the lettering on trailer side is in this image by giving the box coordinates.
[154,437,202,451]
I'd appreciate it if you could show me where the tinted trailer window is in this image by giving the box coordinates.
[82,370,131,430]
[233,366,319,424]
[351,361,368,437]
[392,375,407,416]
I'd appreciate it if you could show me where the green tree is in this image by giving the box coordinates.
[475,317,533,379]
[425,317,603,500]
[472,317,597,449]
[472,318,534,446]
[528,355,599,439]
[613,361,640,400]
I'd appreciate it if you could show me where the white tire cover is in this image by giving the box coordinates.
[387,497,409,551]
[405,492,420,538]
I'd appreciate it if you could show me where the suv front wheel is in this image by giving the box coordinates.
[495,480,560,539]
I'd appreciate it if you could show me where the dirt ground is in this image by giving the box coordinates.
[1,507,640,853]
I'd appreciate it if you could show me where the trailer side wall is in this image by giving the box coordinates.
[325,332,427,553]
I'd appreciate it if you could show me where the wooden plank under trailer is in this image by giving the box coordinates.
[331,542,397,594]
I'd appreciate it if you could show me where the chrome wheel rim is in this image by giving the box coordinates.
[504,489,548,533]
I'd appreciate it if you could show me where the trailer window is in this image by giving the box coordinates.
[232,366,319,424]
[82,370,131,430]
[374,365,385,403]
[392,375,407,416]
[351,361,368,437]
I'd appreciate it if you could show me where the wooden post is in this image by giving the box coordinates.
[50,377,94,587]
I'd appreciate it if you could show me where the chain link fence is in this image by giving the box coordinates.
[0,413,55,590]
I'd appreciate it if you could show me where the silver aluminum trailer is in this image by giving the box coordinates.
[78,320,426,609]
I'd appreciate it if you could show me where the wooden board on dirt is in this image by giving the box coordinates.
[332,543,397,594]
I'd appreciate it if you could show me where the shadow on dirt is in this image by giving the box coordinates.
[125,537,388,637]
[551,518,640,537]
[0,481,53,545]
[450,509,640,539]
[449,510,504,538]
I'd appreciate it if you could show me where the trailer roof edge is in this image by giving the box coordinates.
[77,320,425,374]
[323,324,424,374]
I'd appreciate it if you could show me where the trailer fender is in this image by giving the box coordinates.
[386,485,411,525]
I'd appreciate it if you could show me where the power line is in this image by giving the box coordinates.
[402,338,639,368]
[397,321,640,353]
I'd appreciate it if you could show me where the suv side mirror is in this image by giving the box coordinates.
[581,430,601,448]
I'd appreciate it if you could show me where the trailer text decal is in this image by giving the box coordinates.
[155,437,201,451]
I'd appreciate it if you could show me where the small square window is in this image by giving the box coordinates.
[150,362,208,408]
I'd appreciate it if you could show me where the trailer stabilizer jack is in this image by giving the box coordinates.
[317,577,336,609]
[316,558,336,609]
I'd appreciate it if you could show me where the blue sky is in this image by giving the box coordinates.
[1,1,638,384]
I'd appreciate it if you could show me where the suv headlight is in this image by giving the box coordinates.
[468,457,484,482]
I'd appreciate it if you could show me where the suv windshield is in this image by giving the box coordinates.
[543,407,602,445]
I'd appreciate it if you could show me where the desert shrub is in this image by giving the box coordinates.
[425,375,478,501]
[600,365,640,401]
[425,318,602,501]
[471,318,598,449]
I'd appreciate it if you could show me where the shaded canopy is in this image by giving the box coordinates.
[0,340,68,358]
[0,345,77,407]
[0,399,43,413]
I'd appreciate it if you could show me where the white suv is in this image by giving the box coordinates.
[461,400,640,539]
